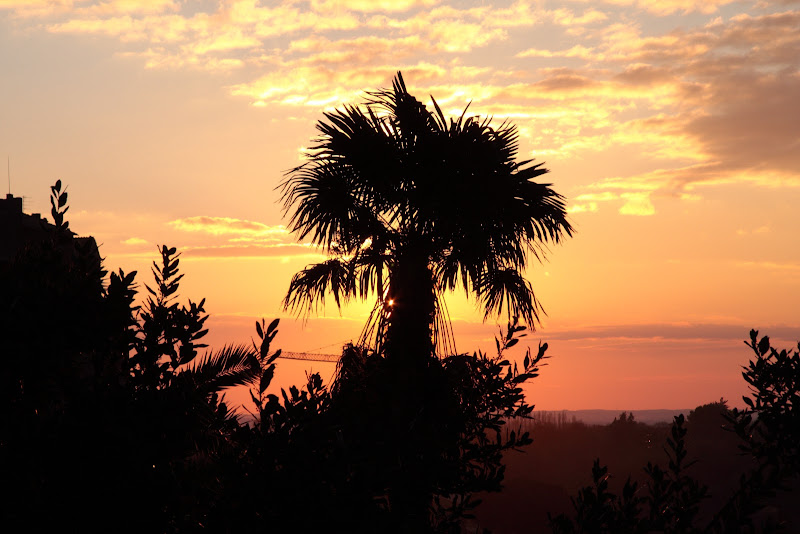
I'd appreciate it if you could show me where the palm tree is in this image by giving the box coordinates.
[281,72,573,364]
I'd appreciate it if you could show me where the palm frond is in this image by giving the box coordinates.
[475,267,543,328]
[433,291,457,358]
[280,71,572,349]
[283,258,355,316]
[181,343,260,393]
[280,162,376,252]
[353,239,393,300]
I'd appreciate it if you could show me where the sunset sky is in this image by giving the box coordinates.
[2,0,798,411]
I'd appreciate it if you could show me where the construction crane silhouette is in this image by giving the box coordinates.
[279,351,340,363]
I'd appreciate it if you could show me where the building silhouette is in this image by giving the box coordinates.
[0,192,100,267]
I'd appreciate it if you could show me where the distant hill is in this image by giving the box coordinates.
[535,409,692,426]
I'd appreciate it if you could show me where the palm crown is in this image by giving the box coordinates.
[281,72,573,359]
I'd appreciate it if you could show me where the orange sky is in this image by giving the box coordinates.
[1,0,798,410]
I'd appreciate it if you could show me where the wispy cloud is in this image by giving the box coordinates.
[618,192,655,216]
[164,216,333,260]
[180,243,322,259]
[567,0,739,16]
[168,216,289,239]
[4,0,799,216]
[541,321,800,343]
[735,260,800,273]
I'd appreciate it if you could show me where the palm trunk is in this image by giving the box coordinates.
[384,249,436,366]
[380,249,439,530]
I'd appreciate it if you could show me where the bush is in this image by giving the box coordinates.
[551,331,800,534]
[0,182,553,533]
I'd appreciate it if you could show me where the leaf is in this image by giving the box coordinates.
[260,364,275,394]
[267,348,282,364]
[267,318,280,334]
[255,320,263,339]
[260,336,270,361]
[758,335,770,356]
[181,344,260,392]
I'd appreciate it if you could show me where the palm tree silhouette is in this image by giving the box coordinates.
[281,72,573,363]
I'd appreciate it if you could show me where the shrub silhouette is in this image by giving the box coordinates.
[707,331,800,532]
[1,185,262,530]
[550,332,800,534]
[203,318,548,534]
[314,319,549,532]
[5,183,797,533]
[1,182,551,533]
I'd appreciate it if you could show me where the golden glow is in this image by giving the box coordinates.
[3,0,799,410]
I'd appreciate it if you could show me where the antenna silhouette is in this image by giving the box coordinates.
[6,156,9,195]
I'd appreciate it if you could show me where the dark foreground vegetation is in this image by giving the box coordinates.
[1,183,548,532]
[477,402,800,533]
[2,73,798,533]
[2,187,798,534]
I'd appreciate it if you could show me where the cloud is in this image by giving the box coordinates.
[310,0,439,12]
[0,0,78,18]
[425,20,508,52]
[76,0,177,16]
[568,192,619,213]
[180,243,323,259]
[0,0,177,18]
[517,44,596,59]
[122,237,148,245]
[567,0,738,16]
[680,72,800,185]
[168,216,289,239]
[735,226,770,236]
[162,216,335,260]
[6,0,800,217]
[563,8,800,209]
[49,15,150,41]
[190,29,262,55]
[287,34,426,60]
[618,192,656,216]
[229,62,448,108]
[541,321,800,343]
[567,203,598,213]
[735,260,800,273]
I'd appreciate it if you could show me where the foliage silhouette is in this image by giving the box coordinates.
[317,317,549,532]
[1,185,262,531]
[549,413,708,534]
[705,331,800,533]
[1,182,554,533]
[276,71,572,531]
[280,71,573,361]
[549,331,800,534]
[207,317,548,533]
[6,183,797,533]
